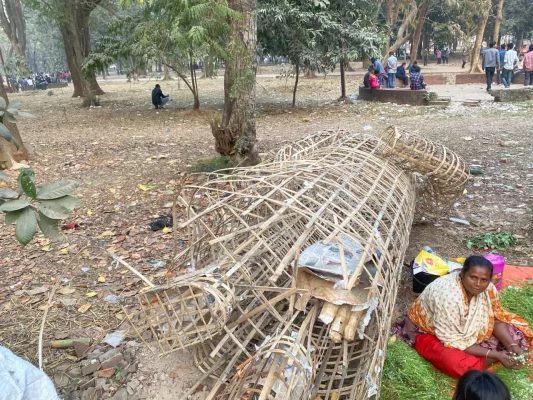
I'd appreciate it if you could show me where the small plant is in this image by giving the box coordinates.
[275,64,295,89]
[465,231,518,250]
[47,90,54,96]
[189,156,232,173]
[424,91,439,102]
[0,169,81,245]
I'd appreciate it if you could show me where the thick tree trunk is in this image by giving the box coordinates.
[292,62,299,108]
[162,57,172,80]
[0,81,28,169]
[469,2,491,74]
[58,0,103,105]
[211,0,259,167]
[410,0,427,63]
[492,0,504,44]
[0,0,26,58]
[203,55,215,78]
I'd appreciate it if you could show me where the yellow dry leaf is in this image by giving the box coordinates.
[41,245,51,252]
[86,292,98,297]
[97,275,106,283]
[59,248,69,254]
[120,269,128,274]
[65,355,78,362]
[38,305,48,311]
[109,188,117,194]
[116,312,134,321]
[162,227,172,233]
[138,184,150,191]
[58,287,76,295]
[139,286,153,293]
[145,157,152,161]
[101,230,115,237]
[78,303,92,313]
[87,210,94,216]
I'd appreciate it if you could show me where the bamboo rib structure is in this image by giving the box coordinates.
[128,127,468,399]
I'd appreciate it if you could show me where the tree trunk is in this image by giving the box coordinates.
[410,0,428,63]
[0,81,28,169]
[492,0,504,44]
[339,60,346,100]
[203,55,215,78]
[0,0,26,58]
[386,0,418,55]
[58,0,103,105]
[469,2,491,74]
[162,57,172,80]
[211,0,259,167]
[292,62,299,108]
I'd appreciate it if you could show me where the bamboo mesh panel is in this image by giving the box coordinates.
[380,125,469,218]
[132,274,235,354]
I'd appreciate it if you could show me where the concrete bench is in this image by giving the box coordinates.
[358,86,428,106]
[489,87,533,102]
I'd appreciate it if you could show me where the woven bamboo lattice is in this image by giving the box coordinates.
[132,273,235,354]
[380,125,469,218]
[129,128,468,399]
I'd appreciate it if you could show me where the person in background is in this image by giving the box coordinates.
[409,66,426,90]
[370,57,387,87]
[363,65,374,88]
[524,44,533,86]
[151,84,170,108]
[368,68,380,90]
[436,49,442,65]
[522,44,529,55]
[409,60,418,74]
[513,53,524,83]
[502,43,518,88]
[462,50,468,69]
[497,44,507,85]
[396,62,409,87]
[482,42,500,91]
[452,370,510,400]
[387,51,398,88]
[423,48,429,66]
[443,48,450,65]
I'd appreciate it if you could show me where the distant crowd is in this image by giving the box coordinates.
[364,52,427,91]
[481,42,532,90]
[6,71,71,92]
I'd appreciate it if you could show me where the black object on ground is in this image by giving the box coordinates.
[149,215,173,231]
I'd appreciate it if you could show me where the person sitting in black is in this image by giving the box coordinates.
[363,65,374,88]
[396,62,409,87]
[152,84,169,109]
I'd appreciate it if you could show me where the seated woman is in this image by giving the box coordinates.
[403,256,533,379]
[368,69,380,90]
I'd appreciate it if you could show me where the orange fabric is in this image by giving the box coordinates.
[502,264,533,288]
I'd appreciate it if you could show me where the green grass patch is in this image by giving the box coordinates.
[189,156,232,173]
[381,285,533,400]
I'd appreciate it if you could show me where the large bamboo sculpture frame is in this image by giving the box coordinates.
[129,128,468,399]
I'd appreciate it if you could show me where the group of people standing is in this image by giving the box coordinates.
[364,52,426,91]
[482,42,533,90]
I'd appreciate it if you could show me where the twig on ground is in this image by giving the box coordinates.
[38,276,61,370]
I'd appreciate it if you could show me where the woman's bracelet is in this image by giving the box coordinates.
[506,343,520,350]
[486,349,491,359]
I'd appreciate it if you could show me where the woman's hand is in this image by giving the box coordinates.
[507,343,527,356]
[494,351,525,370]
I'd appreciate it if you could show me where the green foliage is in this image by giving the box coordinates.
[465,231,518,250]
[189,156,232,173]
[381,340,454,400]
[0,99,35,149]
[0,169,81,245]
[2,53,31,79]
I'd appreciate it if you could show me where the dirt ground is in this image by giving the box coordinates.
[1,75,533,399]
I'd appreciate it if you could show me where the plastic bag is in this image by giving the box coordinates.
[412,250,461,276]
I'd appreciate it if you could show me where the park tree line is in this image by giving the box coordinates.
[0,0,531,168]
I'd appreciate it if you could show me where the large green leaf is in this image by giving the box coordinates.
[18,169,37,199]
[0,199,31,212]
[15,207,37,245]
[8,100,22,109]
[3,112,17,124]
[16,111,35,119]
[0,171,8,181]
[0,97,6,109]
[0,187,19,199]
[37,211,63,242]
[38,202,71,220]
[41,195,82,211]
[37,180,80,200]
[0,122,18,148]
[6,108,19,116]
[5,209,24,224]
